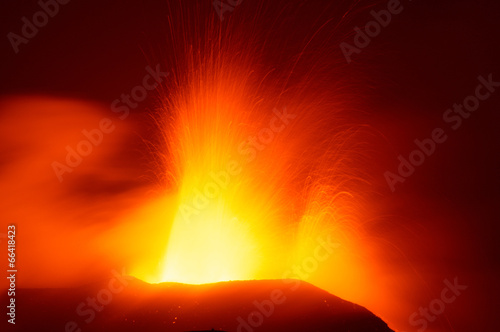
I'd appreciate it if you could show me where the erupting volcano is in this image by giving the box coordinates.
[2,1,397,331]
[3,0,496,332]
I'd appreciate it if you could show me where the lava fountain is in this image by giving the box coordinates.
[129,1,373,299]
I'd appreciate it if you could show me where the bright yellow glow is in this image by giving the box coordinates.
[151,201,258,284]
[128,45,368,296]
[126,52,301,284]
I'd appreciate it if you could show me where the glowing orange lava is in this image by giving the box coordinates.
[127,23,371,293]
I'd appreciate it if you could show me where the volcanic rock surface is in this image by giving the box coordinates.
[9,278,394,332]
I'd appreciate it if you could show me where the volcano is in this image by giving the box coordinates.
[9,277,394,332]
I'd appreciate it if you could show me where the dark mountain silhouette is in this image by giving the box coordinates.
[7,278,394,332]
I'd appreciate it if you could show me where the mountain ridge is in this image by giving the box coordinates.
[6,278,395,332]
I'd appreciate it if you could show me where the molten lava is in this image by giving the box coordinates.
[127,15,371,292]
